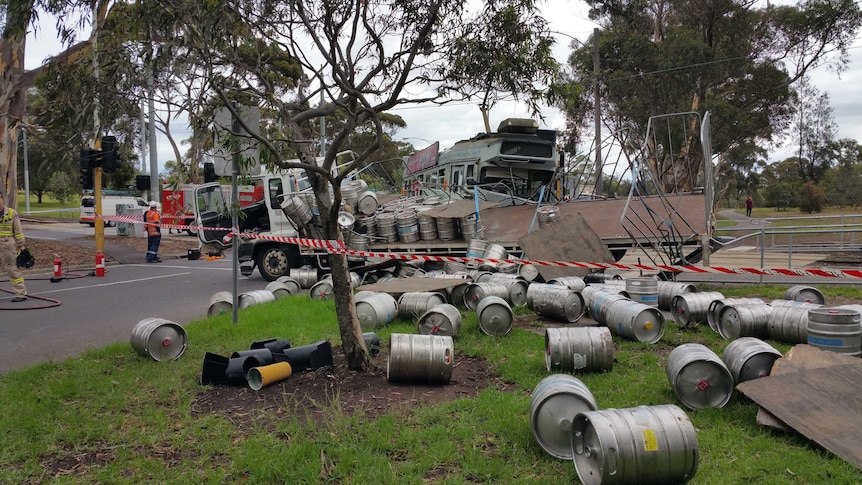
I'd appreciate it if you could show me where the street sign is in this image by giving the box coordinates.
[212,105,262,176]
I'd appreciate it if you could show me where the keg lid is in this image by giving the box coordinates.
[144,322,188,361]
[477,296,513,336]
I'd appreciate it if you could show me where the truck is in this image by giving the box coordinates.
[162,183,264,235]
[193,116,714,281]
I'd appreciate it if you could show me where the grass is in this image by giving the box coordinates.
[15,191,80,220]
[2,286,861,483]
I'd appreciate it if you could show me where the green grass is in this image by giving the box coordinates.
[1,289,861,483]
[15,191,80,220]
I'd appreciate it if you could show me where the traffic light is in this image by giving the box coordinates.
[101,135,119,173]
[203,162,218,182]
[135,174,151,191]
[80,149,97,190]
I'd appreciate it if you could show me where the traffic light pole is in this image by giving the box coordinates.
[94,138,104,255]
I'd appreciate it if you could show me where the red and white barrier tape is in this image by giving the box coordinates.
[97,214,862,279]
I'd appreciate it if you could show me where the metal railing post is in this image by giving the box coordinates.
[787,231,792,268]
[759,228,765,285]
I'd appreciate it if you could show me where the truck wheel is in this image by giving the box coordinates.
[185,219,198,237]
[256,246,291,281]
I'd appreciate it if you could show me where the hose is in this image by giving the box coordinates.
[0,268,104,310]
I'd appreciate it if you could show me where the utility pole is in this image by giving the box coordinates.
[93,3,104,255]
[593,27,602,198]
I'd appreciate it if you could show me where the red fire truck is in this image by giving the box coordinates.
[162,183,264,235]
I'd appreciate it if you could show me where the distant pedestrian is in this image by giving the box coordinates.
[745,196,754,217]
[144,201,162,263]
[0,192,28,302]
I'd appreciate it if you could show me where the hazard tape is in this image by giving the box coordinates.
[96,215,862,279]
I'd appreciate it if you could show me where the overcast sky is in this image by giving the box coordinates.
[24,1,862,171]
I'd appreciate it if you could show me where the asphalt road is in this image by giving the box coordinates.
[0,257,269,374]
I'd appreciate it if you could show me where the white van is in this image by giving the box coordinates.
[79,195,149,227]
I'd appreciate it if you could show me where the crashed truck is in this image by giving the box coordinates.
[193,113,715,282]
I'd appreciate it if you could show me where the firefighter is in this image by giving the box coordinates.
[144,201,162,263]
[0,192,28,301]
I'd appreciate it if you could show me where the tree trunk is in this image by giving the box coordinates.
[328,250,372,371]
[0,18,30,208]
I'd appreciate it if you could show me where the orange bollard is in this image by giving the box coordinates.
[95,252,106,277]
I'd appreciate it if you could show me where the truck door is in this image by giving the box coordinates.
[193,183,232,248]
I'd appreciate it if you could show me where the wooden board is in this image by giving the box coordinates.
[357,277,470,294]
[419,199,499,219]
[518,211,614,280]
[737,362,862,470]
[755,345,861,430]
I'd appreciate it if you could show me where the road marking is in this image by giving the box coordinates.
[31,273,192,295]
[127,264,234,271]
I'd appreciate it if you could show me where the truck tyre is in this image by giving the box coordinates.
[256,246,293,281]
[185,219,198,237]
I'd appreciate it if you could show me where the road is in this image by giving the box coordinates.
[0,253,270,374]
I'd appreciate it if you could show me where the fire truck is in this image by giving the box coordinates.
[162,183,264,235]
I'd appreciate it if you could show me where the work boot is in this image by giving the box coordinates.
[11,296,27,302]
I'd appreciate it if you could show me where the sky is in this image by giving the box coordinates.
[23,0,862,172]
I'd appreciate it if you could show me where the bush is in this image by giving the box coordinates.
[798,182,826,213]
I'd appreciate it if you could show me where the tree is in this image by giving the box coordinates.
[821,138,862,208]
[798,181,825,213]
[1,0,110,208]
[789,76,838,183]
[152,0,557,371]
[559,0,862,195]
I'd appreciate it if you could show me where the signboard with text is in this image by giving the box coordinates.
[405,142,440,174]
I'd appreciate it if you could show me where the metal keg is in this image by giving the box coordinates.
[716,303,772,340]
[548,276,587,292]
[376,212,399,242]
[518,263,540,282]
[807,308,862,356]
[387,333,454,384]
[395,262,425,278]
[436,217,459,241]
[766,304,810,344]
[415,206,438,240]
[417,304,463,337]
[130,318,188,361]
[290,266,319,289]
[784,285,826,305]
[572,404,699,485]
[476,296,514,336]
[459,213,480,240]
[656,281,697,311]
[582,286,629,322]
[275,276,302,294]
[530,374,598,460]
[239,289,276,309]
[443,260,469,274]
[309,279,334,300]
[357,190,379,215]
[280,195,313,226]
[527,283,560,309]
[466,238,488,259]
[265,281,294,299]
[671,291,725,325]
[545,327,613,372]
[769,299,823,309]
[395,209,420,242]
[583,272,623,284]
[355,292,399,330]
[536,205,560,228]
[487,274,528,307]
[531,285,585,323]
[464,282,510,310]
[496,261,519,274]
[398,291,448,318]
[625,276,659,307]
[466,269,493,282]
[722,337,783,384]
[336,211,355,231]
[340,179,365,208]
[355,214,377,236]
[707,298,765,333]
[480,243,508,271]
[207,290,233,317]
[605,299,665,343]
[665,343,734,409]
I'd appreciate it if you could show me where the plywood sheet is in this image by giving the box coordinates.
[737,362,862,470]
[419,200,499,219]
[357,277,470,294]
[755,345,860,430]
[518,212,614,280]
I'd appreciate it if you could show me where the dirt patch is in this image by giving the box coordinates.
[23,235,194,272]
[191,346,504,425]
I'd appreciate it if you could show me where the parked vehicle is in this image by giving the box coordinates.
[79,193,148,227]
[162,183,264,235]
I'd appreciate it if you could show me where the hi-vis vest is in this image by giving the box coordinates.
[0,208,24,243]
[144,209,161,237]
